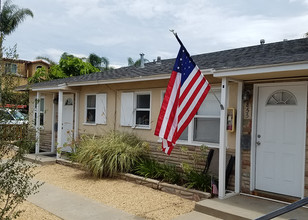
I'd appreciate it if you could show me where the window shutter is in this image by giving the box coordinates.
[96,93,107,124]
[121,92,134,126]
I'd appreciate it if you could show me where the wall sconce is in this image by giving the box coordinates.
[53,97,58,104]
[242,89,251,101]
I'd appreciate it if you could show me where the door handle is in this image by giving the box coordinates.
[256,141,261,146]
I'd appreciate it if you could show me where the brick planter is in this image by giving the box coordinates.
[57,159,211,202]
[119,173,211,201]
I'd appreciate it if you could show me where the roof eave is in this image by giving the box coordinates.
[213,61,308,78]
[67,74,172,87]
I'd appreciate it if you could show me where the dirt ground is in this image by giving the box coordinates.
[22,163,195,220]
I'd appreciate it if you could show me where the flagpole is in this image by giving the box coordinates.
[169,29,224,110]
[169,29,185,49]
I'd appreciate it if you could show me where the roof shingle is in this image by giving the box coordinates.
[26,38,308,89]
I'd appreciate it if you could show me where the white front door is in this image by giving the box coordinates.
[255,83,307,197]
[61,94,74,152]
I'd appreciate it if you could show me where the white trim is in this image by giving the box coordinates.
[218,77,228,199]
[35,92,40,154]
[251,81,307,198]
[301,82,308,199]
[133,91,151,129]
[250,84,258,191]
[74,92,79,141]
[82,123,97,126]
[32,85,71,91]
[235,81,243,193]
[67,74,171,87]
[51,93,56,153]
[57,91,63,160]
[33,95,45,129]
[84,94,96,124]
[213,62,308,78]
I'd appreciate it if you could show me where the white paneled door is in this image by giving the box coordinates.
[255,83,307,197]
[61,94,74,152]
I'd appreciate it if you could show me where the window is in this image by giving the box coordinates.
[135,93,150,127]
[120,92,151,128]
[178,88,221,144]
[34,98,45,126]
[36,65,43,70]
[85,94,107,124]
[5,63,17,74]
[86,95,96,123]
[266,90,297,105]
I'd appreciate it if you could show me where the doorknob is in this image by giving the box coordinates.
[256,141,261,146]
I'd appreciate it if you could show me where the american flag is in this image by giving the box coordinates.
[155,39,211,155]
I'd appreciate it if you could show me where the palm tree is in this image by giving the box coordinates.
[88,53,110,70]
[0,0,33,57]
[127,56,149,67]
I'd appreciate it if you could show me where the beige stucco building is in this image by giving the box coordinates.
[21,38,308,200]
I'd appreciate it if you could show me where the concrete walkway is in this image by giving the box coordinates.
[27,182,144,220]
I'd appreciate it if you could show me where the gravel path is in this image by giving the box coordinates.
[17,201,61,220]
[31,164,195,220]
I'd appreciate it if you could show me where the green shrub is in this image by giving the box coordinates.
[134,159,182,184]
[183,170,211,192]
[75,131,149,178]
[160,163,182,184]
[134,158,161,179]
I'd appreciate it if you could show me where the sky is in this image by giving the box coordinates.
[4,0,308,67]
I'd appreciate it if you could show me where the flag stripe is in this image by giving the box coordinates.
[178,79,207,123]
[176,84,211,139]
[179,67,199,97]
[155,71,177,135]
[159,72,181,140]
[178,81,210,127]
[155,71,180,137]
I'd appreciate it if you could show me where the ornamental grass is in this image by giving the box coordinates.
[75,131,149,178]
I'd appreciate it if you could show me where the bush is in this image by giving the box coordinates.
[75,131,149,178]
[134,158,161,179]
[134,159,182,185]
[183,170,211,192]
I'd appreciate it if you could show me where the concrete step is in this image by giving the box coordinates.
[24,153,56,165]
[195,194,308,220]
[172,211,222,220]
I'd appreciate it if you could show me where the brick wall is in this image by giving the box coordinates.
[40,130,52,152]
[148,142,235,191]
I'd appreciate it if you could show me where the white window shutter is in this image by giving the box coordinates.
[96,93,107,124]
[121,92,134,126]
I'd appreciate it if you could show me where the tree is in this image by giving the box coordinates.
[88,53,110,71]
[28,52,100,83]
[59,53,99,77]
[127,56,149,67]
[0,44,41,220]
[0,0,33,57]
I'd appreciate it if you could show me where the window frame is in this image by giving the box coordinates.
[84,93,107,125]
[33,96,45,128]
[134,91,151,129]
[160,87,221,148]
[5,63,17,74]
[84,94,96,124]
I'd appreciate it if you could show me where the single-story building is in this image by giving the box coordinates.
[18,37,308,200]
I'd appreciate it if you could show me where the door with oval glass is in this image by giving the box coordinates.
[255,83,307,197]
